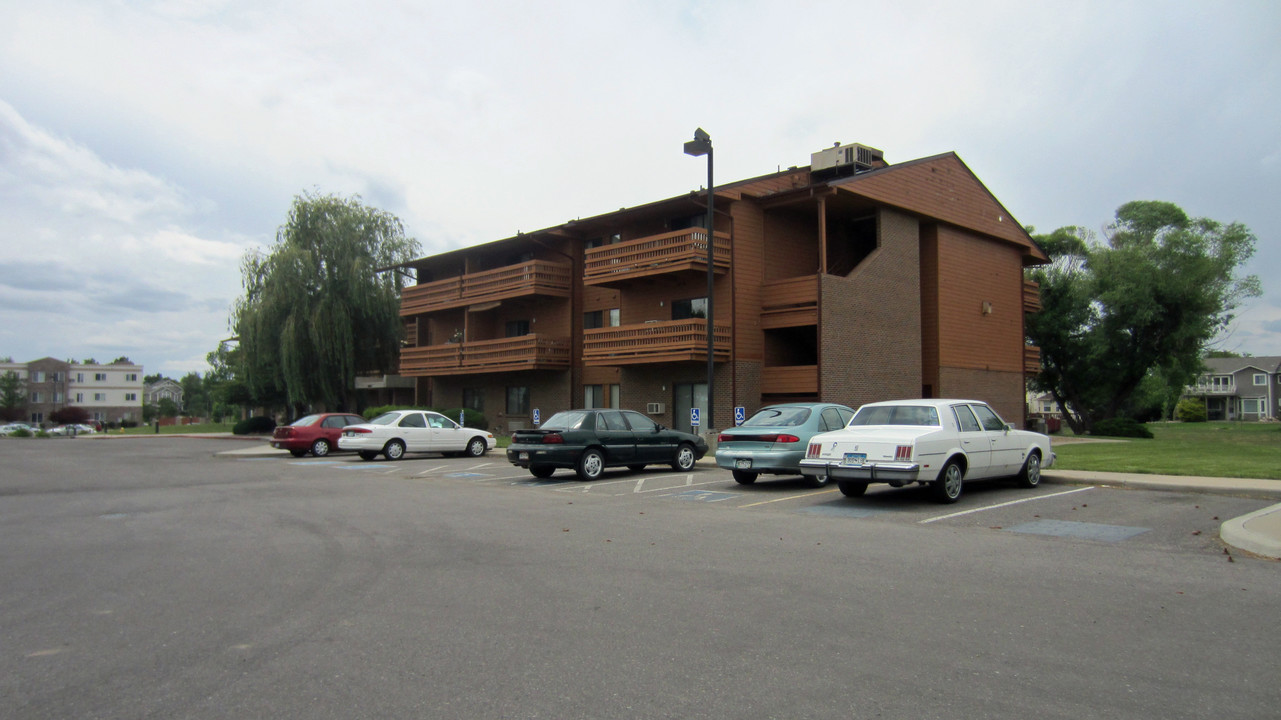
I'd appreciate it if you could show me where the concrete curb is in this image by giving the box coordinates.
[1221,503,1281,560]
[1042,470,1281,500]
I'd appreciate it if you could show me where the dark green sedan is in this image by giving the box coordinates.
[506,409,708,481]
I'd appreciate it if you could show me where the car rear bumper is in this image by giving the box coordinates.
[798,459,922,483]
[715,448,805,473]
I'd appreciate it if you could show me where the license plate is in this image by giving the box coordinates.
[519,451,530,461]
[734,459,752,469]
[842,453,867,466]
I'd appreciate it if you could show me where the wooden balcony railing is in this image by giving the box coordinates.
[583,228,731,285]
[761,275,818,329]
[1023,279,1042,314]
[400,260,572,315]
[761,365,818,395]
[399,334,571,376]
[582,320,730,365]
[1024,345,1041,375]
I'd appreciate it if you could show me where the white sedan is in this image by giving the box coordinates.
[337,410,495,461]
[798,399,1054,503]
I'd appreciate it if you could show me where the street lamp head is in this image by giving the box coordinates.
[683,127,712,157]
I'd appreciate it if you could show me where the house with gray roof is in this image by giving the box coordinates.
[1184,356,1281,421]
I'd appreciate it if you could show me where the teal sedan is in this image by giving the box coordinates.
[715,403,855,487]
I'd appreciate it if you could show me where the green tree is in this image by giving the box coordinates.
[1027,201,1260,434]
[231,192,420,412]
[157,397,179,418]
[180,372,208,417]
[0,370,25,422]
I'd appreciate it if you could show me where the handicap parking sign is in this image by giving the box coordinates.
[690,407,701,428]
[533,408,541,425]
[734,406,746,426]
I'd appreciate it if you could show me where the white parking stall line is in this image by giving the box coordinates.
[738,488,839,508]
[918,486,1095,524]
[639,478,730,496]
[467,462,496,470]
[415,465,449,477]
[632,474,695,494]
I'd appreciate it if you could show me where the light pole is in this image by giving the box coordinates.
[683,128,715,431]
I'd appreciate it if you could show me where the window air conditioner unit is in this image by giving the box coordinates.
[646,402,665,414]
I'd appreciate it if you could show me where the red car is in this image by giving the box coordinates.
[271,413,367,457]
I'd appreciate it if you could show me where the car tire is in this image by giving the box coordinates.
[311,439,331,457]
[577,449,605,481]
[530,465,556,479]
[627,464,646,472]
[288,449,307,458]
[465,437,487,457]
[671,443,697,471]
[932,460,964,504]
[384,440,406,461]
[803,472,830,489]
[838,480,868,497]
[1016,451,1042,488]
[358,451,379,461]
[732,469,757,484]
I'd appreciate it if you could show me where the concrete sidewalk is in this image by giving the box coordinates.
[1043,470,1281,559]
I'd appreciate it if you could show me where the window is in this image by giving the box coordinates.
[50,372,63,382]
[819,407,846,431]
[672,297,707,320]
[1254,374,1268,386]
[30,412,43,424]
[30,391,41,403]
[598,410,628,431]
[583,384,619,409]
[507,386,530,416]
[583,309,620,329]
[126,373,138,382]
[95,373,107,382]
[32,371,44,382]
[398,413,426,428]
[970,404,1008,431]
[953,405,981,432]
[505,320,530,337]
[53,392,64,403]
[462,388,484,412]
[623,411,658,433]
[1243,398,1267,415]
[75,393,84,403]
[76,373,85,382]
[125,393,138,401]
[94,393,106,402]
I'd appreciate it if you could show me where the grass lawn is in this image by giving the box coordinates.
[1051,421,1281,479]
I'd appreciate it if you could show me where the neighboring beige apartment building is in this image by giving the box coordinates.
[0,357,144,426]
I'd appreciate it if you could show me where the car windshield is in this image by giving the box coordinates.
[742,406,811,427]
[850,405,941,426]
[289,414,321,427]
[540,411,592,430]
[368,412,403,426]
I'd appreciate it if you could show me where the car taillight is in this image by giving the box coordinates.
[348,427,372,434]
[717,433,732,442]
[542,433,565,444]
[895,445,913,461]
[806,442,822,458]
[774,434,801,444]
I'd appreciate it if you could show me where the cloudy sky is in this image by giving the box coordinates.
[1,0,1278,377]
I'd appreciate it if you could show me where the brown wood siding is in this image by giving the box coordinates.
[935,226,1025,374]
[832,154,1046,262]
[732,202,765,365]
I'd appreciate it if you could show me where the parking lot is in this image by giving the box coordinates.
[3,437,1279,719]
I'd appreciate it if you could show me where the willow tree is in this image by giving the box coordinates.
[232,192,420,413]
[1027,201,1260,434]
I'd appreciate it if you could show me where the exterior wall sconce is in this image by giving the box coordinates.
[981,301,993,316]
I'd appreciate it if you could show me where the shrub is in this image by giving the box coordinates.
[1090,417,1154,439]
[441,408,489,431]
[233,416,277,435]
[1174,397,1208,423]
[7,428,33,438]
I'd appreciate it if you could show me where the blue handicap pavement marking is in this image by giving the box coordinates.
[673,490,737,503]
[1007,519,1150,543]
[445,472,491,478]
[802,505,883,519]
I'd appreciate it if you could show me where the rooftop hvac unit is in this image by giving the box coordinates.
[810,142,884,174]
[646,402,665,414]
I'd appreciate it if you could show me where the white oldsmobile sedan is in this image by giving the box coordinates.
[337,409,495,461]
[798,399,1054,504]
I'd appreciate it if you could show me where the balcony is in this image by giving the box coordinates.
[582,320,730,365]
[400,334,571,376]
[1024,345,1041,375]
[1023,279,1042,314]
[761,365,817,395]
[761,275,818,329]
[400,260,572,315]
[583,228,730,286]
[1190,383,1237,396]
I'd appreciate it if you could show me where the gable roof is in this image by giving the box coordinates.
[1201,356,1281,375]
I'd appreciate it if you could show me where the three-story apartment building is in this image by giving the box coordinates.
[0,357,144,426]
[394,143,1049,435]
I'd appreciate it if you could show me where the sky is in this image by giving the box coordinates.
[1,0,1278,377]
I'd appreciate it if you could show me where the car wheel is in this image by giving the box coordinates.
[627,464,646,472]
[530,465,555,479]
[288,449,307,458]
[803,472,830,489]
[311,439,331,457]
[671,443,697,471]
[384,440,406,461]
[465,437,487,457]
[932,461,964,504]
[1016,451,1042,488]
[838,480,868,497]
[732,469,757,484]
[577,449,605,481]
[358,451,379,461]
